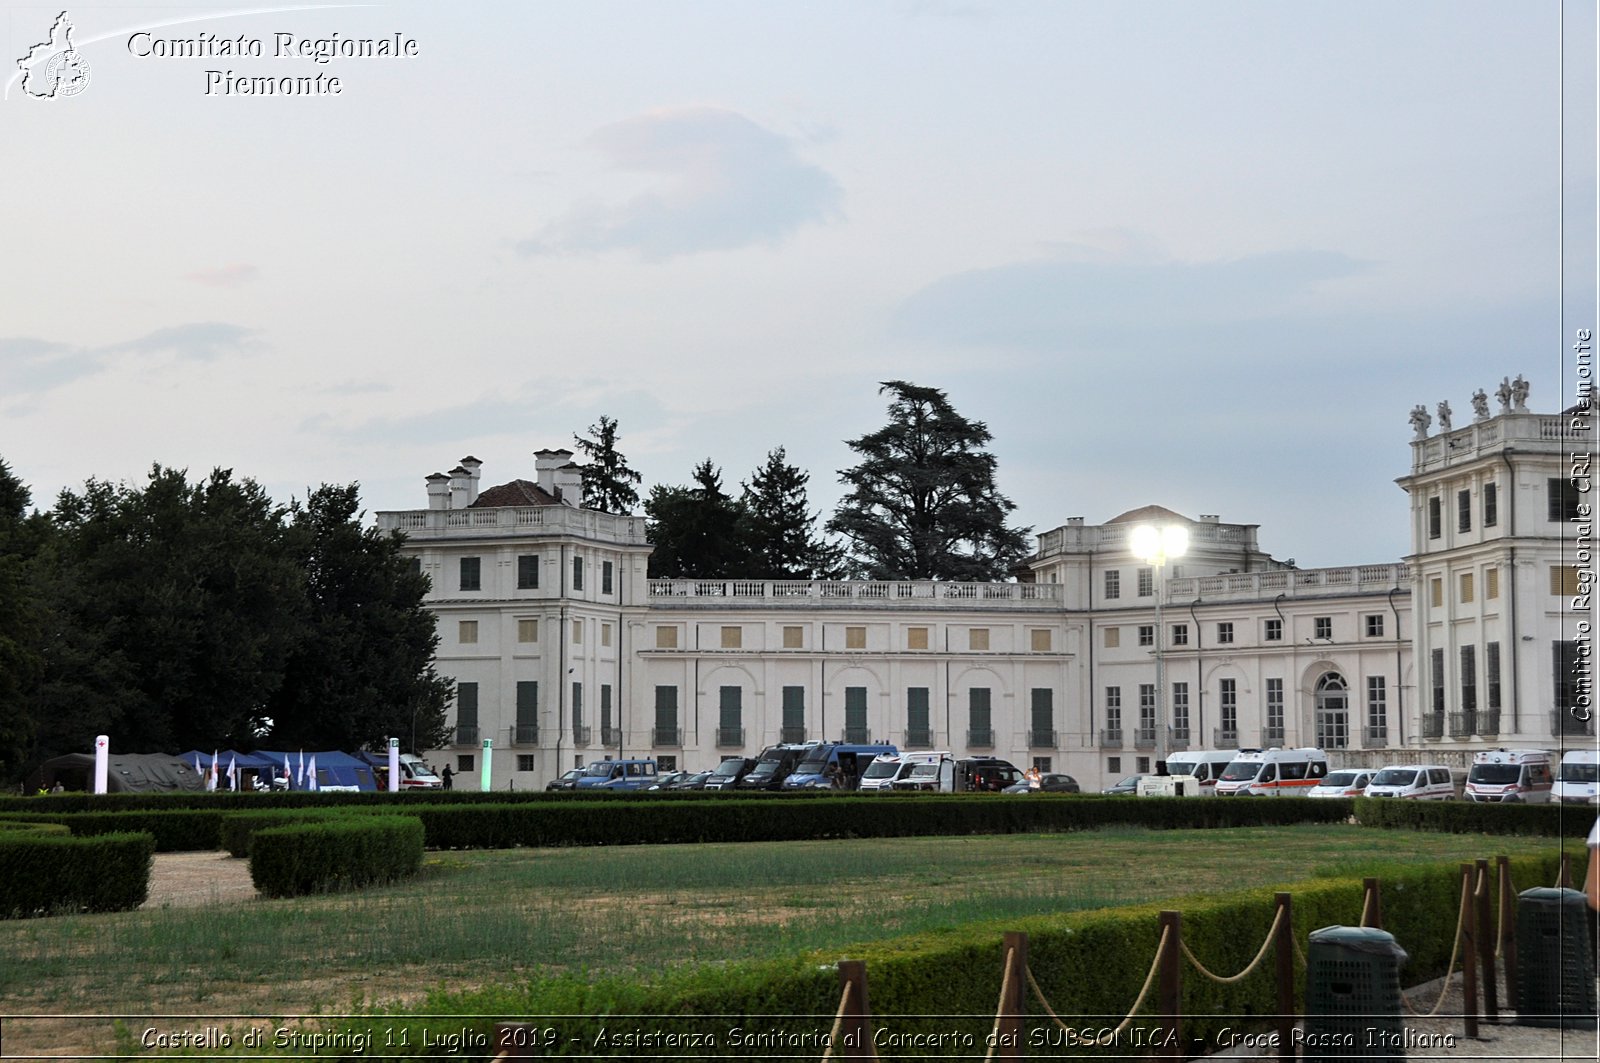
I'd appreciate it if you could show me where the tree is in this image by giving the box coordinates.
[574,415,643,514]
[828,381,1032,580]
[0,459,44,778]
[741,447,843,579]
[644,460,754,578]
[265,484,454,753]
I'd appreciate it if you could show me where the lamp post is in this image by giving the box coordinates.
[1130,524,1189,771]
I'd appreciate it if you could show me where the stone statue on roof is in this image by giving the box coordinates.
[1512,374,1530,411]
[1409,404,1431,439]
[1471,388,1490,421]
[1436,400,1453,432]
[1496,377,1514,412]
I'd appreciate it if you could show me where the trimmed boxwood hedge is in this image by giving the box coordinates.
[248,815,424,898]
[0,830,154,918]
[1353,797,1590,836]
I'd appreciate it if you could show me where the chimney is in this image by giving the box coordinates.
[425,472,451,510]
[534,448,572,497]
[448,465,471,509]
[1199,514,1220,523]
[1066,517,1084,526]
[553,461,583,507]
[459,455,482,506]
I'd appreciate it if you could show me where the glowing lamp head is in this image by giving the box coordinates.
[1132,524,1189,565]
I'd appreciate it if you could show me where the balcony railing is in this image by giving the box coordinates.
[1100,728,1123,748]
[600,726,622,747]
[1476,711,1501,737]
[510,724,538,746]
[967,728,995,748]
[779,726,808,744]
[1362,725,1389,748]
[1551,709,1597,737]
[1028,729,1058,749]
[376,504,648,544]
[1420,714,1444,740]
[1213,728,1238,749]
[1134,727,1157,750]
[716,727,745,747]
[1165,563,1410,605]
[454,725,479,746]
[645,578,1062,610]
[842,727,871,743]
[1168,727,1190,751]
[652,727,682,747]
[1448,712,1477,738]
[904,729,933,749]
[1261,727,1285,747]
[572,725,591,746]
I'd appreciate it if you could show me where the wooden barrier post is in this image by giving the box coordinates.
[1274,893,1294,1063]
[1362,877,1385,929]
[1497,856,1518,1013]
[1475,858,1498,1021]
[997,931,1029,1060]
[1460,864,1480,1039]
[1558,851,1572,889]
[1158,911,1183,1058]
[837,960,873,1060]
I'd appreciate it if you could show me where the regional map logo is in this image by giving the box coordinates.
[16,11,91,99]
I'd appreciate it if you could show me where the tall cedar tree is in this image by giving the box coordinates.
[0,459,43,777]
[741,447,843,579]
[644,460,754,577]
[265,483,454,753]
[574,415,643,514]
[828,381,1031,580]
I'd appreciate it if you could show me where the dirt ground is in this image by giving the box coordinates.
[140,850,260,909]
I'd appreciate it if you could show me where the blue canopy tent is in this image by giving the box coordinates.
[252,750,380,792]
[179,750,281,791]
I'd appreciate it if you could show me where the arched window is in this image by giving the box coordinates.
[1314,672,1349,749]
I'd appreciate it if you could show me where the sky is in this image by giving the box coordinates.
[2,0,1595,568]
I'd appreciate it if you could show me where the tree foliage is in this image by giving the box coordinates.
[828,381,1032,580]
[741,447,843,580]
[0,460,43,779]
[574,415,643,514]
[644,460,754,578]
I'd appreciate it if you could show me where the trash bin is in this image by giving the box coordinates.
[1514,887,1597,1029]
[1303,925,1408,1062]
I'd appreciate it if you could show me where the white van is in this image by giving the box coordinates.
[1214,748,1329,796]
[1365,764,1456,800]
[1148,750,1236,796]
[1465,749,1553,804]
[1553,749,1600,805]
[858,751,951,792]
[1307,768,1374,798]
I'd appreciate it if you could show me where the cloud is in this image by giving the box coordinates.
[0,322,259,396]
[894,247,1370,351]
[519,107,842,260]
[185,264,260,288]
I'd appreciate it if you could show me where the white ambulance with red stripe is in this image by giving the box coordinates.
[1214,747,1329,797]
[1464,748,1553,804]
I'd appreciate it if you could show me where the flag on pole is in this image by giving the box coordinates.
[193,753,203,778]
[306,754,319,791]
[209,750,219,791]
[283,753,293,789]
[297,750,305,787]
[226,754,237,791]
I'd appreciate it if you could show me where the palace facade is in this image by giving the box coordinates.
[376,386,1593,790]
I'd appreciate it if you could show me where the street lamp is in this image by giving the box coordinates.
[1130,524,1189,771]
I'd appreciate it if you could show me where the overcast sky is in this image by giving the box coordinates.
[3,1,1595,568]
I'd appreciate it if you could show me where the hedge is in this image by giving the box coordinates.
[1354,797,1591,836]
[332,848,1569,1059]
[0,830,154,918]
[248,815,425,898]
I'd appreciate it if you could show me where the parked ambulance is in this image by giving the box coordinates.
[1214,748,1329,796]
[858,751,951,792]
[1464,748,1554,804]
[1364,763,1456,800]
[1553,749,1600,805]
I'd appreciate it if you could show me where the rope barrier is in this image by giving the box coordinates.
[1359,888,1375,928]
[1291,930,1307,969]
[1400,871,1472,1018]
[983,947,1017,1063]
[1024,925,1171,1047]
[1181,906,1284,984]
[819,982,853,1062]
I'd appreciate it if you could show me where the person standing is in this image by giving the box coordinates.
[441,765,454,790]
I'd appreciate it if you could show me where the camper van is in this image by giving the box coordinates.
[1140,750,1236,797]
[781,743,898,789]
[1552,749,1600,805]
[1214,748,1329,797]
[1365,764,1456,801]
[858,751,951,792]
[1464,749,1553,804]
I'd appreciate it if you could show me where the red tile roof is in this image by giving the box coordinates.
[469,479,562,508]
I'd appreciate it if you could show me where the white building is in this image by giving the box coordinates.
[376,383,1593,789]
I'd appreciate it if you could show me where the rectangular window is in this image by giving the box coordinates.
[517,554,540,589]
[1217,622,1234,644]
[907,626,930,650]
[846,626,867,650]
[721,625,742,649]
[968,628,989,651]
[845,687,868,741]
[1172,682,1190,737]
[457,754,475,773]
[1138,625,1154,647]
[1105,686,1122,730]
[1431,648,1445,716]
[1030,688,1053,743]
[1367,676,1387,734]
[1457,489,1471,533]
[516,754,536,772]
[968,687,992,743]
[653,685,679,743]
[783,625,803,649]
[459,620,478,644]
[572,556,584,591]
[1266,678,1284,731]
[1428,497,1441,539]
[460,556,481,591]
[1138,684,1156,731]
[1483,482,1497,528]
[602,560,614,595]
[719,686,742,743]
[571,618,583,644]
[1549,478,1582,522]
[1137,568,1154,597]
[1551,566,1581,595]
[1365,614,1384,638]
[1105,627,1120,649]
[1107,756,1122,774]
[517,618,538,643]
[907,687,931,745]
[1220,679,1237,733]
[1314,617,1332,640]
[1460,572,1474,603]
[601,623,612,647]
[656,626,678,649]
[571,682,584,737]
[456,682,478,742]
[1430,578,1443,608]
[782,686,806,737]
[515,681,538,743]
[1264,618,1282,642]
[1105,570,1121,600]
[1030,628,1052,652]
[1459,645,1476,711]
[1486,642,1501,710]
[1554,641,1581,714]
[1171,623,1188,647]
[1485,567,1499,600]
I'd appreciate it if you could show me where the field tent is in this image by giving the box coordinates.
[29,753,205,794]
[252,750,379,792]
[180,750,281,791]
